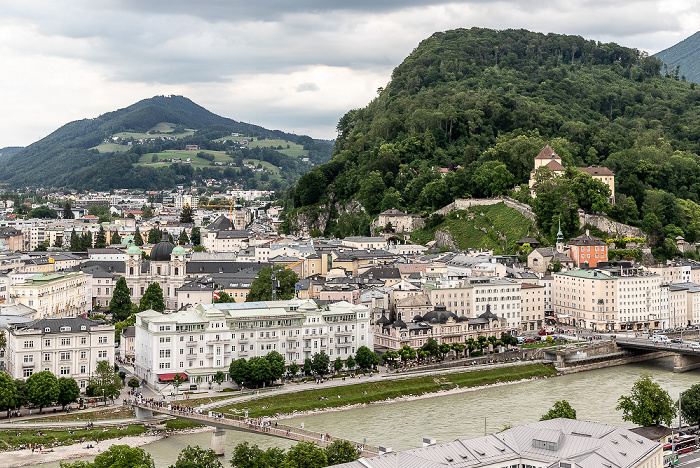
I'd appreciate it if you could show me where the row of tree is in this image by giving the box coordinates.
[382,334,518,367]
[0,361,122,416]
[59,437,357,468]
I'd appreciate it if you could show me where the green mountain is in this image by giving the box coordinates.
[655,31,700,83]
[284,27,700,250]
[0,95,331,190]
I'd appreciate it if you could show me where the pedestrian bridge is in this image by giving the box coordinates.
[615,337,700,372]
[132,402,380,457]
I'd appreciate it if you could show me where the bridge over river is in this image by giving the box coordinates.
[132,402,381,457]
[542,335,700,373]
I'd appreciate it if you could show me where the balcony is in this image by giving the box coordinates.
[185,341,197,347]
[22,361,35,368]
[205,353,214,359]
[206,339,231,346]
[335,330,352,336]
[223,351,232,356]
[259,335,278,341]
[238,337,249,343]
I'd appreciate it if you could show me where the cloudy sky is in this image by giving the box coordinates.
[0,0,698,148]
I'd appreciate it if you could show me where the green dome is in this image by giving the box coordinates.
[172,246,186,255]
[127,245,141,255]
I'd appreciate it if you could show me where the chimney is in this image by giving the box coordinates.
[422,437,436,447]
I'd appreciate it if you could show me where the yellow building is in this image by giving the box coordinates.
[8,272,89,319]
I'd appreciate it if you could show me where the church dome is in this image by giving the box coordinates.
[126,244,141,255]
[150,240,175,262]
[172,245,186,255]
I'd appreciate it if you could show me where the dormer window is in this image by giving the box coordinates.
[44,327,50,332]
[60,326,71,332]
[81,326,86,330]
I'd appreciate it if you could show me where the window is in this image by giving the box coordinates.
[23,355,33,363]
[98,350,108,358]
[44,339,51,347]
[159,349,171,358]
[159,362,171,369]
[80,365,86,373]
[23,340,34,348]
[98,336,108,344]
[60,366,70,375]
[60,352,71,360]
[80,337,87,345]
[160,337,171,343]
[61,338,71,346]
[80,351,87,359]
[44,353,50,361]
[23,368,33,378]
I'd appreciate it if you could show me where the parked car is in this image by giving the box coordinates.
[524,338,536,343]
[689,342,700,350]
[671,337,683,343]
[653,335,671,344]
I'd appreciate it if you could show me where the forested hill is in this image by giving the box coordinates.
[655,31,700,83]
[0,95,329,189]
[284,27,700,248]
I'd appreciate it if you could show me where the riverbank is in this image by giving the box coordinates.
[0,427,210,468]
[223,363,557,419]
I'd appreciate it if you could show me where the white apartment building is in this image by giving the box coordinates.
[8,272,89,319]
[5,317,115,390]
[425,277,522,330]
[553,269,616,331]
[616,274,662,330]
[134,299,372,387]
[520,283,545,331]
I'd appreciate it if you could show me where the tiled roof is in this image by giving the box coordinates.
[578,165,615,176]
[534,144,560,160]
[545,160,565,171]
[15,317,107,335]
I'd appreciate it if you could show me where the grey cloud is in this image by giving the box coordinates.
[296,82,319,92]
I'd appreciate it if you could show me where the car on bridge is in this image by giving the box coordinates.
[671,337,684,344]
[653,335,672,344]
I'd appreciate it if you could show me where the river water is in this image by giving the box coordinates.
[28,357,700,468]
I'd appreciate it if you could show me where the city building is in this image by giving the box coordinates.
[566,230,608,268]
[5,317,115,390]
[7,272,89,319]
[133,299,371,387]
[334,418,660,468]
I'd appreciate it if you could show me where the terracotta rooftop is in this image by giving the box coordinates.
[534,144,561,160]
[578,165,615,176]
[545,160,565,171]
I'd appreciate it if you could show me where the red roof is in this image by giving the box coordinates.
[545,160,565,171]
[535,145,560,160]
[157,372,188,382]
[578,166,615,176]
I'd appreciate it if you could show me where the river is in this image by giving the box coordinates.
[28,357,700,467]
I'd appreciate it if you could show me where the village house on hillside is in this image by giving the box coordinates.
[528,145,615,203]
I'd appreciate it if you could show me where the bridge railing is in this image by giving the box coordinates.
[132,402,379,455]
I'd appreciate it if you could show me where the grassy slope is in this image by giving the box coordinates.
[221,364,556,418]
[92,123,197,153]
[410,203,536,253]
[0,425,147,450]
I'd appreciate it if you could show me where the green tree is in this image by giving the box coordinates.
[540,400,577,420]
[355,346,379,369]
[63,202,74,219]
[213,371,226,390]
[231,442,288,468]
[94,226,107,248]
[69,229,80,251]
[139,282,165,312]
[110,277,133,322]
[472,160,515,197]
[128,377,140,390]
[13,378,28,408]
[89,360,123,403]
[438,343,451,359]
[324,440,359,465]
[60,444,155,468]
[616,374,676,426]
[333,357,344,374]
[179,205,194,224]
[134,228,144,246]
[357,171,387,215]
[247,357,273,387]
[0,372,18,418]
[57,377,80,410]
[172,373,186,394]
[147,228,162,244]
[80,231,93,250]
[214,291,235,303]
[285,440,328,468]
[421,338,440,357]
[303,358,312,376]
[27,371,59,413]
[311,352,330,376]
[680,383,700,426]
[169,445,222,468]
[345,355,356,370]
[247,266,299,302]
[190,227,201,245]
[288,362,299,378]
[142,205,153,219]
[265,351,286,382]
[229,358,249,386]
[111,231,122,245]
[28,205,58,219]
[178,229,189,245]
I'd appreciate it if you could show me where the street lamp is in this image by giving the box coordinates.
[102,389,105,406]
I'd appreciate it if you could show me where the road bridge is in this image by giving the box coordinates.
[615,337,700,372]
[132,402,380,457]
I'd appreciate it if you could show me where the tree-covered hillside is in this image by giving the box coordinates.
[0,95,331,190]
[284,28,700,255]
[655,31,700,84]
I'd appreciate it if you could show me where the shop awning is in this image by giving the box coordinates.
[157,372,188,382]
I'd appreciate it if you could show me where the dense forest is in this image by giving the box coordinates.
[0,95,331,191]
[283,28,700,258]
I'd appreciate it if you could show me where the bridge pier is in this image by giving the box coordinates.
[673,354,700,373]
[211,428,226,455]
[134,406,154,420]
